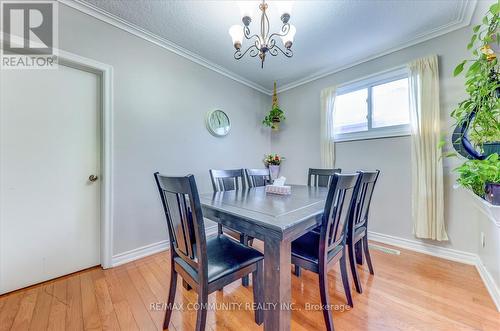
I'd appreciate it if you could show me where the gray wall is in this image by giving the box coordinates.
[272,2,493,254]
[59,4,271,255]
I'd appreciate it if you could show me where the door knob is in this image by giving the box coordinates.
[89,175,99,182]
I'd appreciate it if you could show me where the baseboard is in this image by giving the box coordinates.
[368,231,478,265]
[111,224,219,267]
[475,259,500,311]
[369,230,500,311]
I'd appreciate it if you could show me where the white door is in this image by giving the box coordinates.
[0,64,101,294]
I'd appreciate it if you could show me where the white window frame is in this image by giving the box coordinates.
[333,67,411,142]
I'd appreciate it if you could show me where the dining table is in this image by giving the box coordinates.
[199,184,329,331]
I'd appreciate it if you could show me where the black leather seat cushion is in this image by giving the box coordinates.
[292,231,343,264]
[175,235,263,283]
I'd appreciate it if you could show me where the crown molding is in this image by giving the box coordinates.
[58,0,272,95]
[276,0,478,94]
[60,0,476,96]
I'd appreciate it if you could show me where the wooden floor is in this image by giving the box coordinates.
[1,241,499,331]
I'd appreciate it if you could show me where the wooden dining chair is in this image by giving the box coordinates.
[347,170,380,294]
[245,168,270,188]
[291,173,359,331]
[154,173,264,331]
[308,168,342,187]
[294,168,342,277]
[209,168,253,286]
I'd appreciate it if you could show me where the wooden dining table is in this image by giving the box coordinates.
[199,185,329,331]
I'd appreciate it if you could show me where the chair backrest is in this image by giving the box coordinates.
[154,173,207,276]
[245,168,270,188]
[352,170,380,230]
[319,173,359,260]
[308,168,342,187]
[209,169,246,192]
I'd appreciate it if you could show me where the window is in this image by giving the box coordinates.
[333,68,410,141]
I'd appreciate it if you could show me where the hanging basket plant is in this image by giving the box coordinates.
[263,81,285,130]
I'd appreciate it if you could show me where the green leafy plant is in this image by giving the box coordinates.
[262,106,286,130]
[263,81,286,130]
[455,153,500,196]
[451,2,500,148]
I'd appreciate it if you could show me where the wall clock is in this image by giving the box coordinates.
[206,110,231,137]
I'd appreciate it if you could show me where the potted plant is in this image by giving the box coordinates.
[449,3,500,205]
[264,153,284,180]
[455,153,500,205]
[452,2,499,156]
[263,82,285,130]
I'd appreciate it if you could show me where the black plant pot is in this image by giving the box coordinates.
[485,183,500,205]
[483,142,500,157]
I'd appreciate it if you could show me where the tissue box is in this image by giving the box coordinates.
[265,185,291,195]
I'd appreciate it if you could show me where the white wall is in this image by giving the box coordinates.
[57,4,271,256]
[272,1,494,254]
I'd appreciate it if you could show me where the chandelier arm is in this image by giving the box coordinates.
[243,26,260,43]
[234,45,260,60]
[269,43,293,58]
[268,23,290,41]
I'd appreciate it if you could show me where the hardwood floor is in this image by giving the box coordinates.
[0,241,498,331]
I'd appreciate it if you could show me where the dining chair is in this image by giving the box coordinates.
[245,168,271,188]
[154,173,264,331]
[308,168,342,187]
[347,170,380,294]
[209,168,253,286]
[291,173,359,331]
[294,168,343,277]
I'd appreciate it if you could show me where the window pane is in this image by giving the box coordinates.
[372,78,410,128]
[333,89,368,135]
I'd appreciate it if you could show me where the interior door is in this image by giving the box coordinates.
[0,64,101,294]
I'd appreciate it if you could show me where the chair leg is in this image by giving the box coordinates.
[163,269,178,330]
[294,265,302,277]
[241,234,250,287]
[363,236,374,275]
[182,279,192,291]
[218,223,223,235]
[355,240,363,265]
[318,264,335,331]
[195,286,208,331]
[340,253,353,308]
[252,260,264,325]
[348,243,362,294]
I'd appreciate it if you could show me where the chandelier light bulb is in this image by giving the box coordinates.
[229,25,244,49]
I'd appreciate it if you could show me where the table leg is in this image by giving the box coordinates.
[264,239,291,331]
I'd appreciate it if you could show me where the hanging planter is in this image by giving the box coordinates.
[263,82,285,130]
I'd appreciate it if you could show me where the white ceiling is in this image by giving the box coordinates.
[77,0,477,94]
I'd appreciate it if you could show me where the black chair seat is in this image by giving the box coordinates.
[292,231,343,264]
[175,235,263,283]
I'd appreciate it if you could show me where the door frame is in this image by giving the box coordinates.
[1,39,114,294]
[57,50,114,268]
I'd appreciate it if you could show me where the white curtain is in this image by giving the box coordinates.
[408,55,448,241]
[320,86,337,168]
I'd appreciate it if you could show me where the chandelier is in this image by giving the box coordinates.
[229,0,296,68]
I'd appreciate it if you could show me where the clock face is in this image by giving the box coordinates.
[206,110,231,137]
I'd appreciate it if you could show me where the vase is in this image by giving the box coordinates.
[269,165,280,181]
[485,183,500,206]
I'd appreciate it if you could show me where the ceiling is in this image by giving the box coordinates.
[76,0,477,94]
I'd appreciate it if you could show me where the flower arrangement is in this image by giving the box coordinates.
[264,153,284,166]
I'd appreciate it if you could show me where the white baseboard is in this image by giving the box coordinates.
[475,259,500,311]
[368,231,478,265]
[111,224,219,267]
[368,230,500,311]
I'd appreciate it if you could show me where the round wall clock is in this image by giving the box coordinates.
[206,110,231,137]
